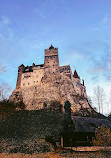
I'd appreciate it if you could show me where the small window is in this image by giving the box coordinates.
[23,83,25,86]
[28,83,30,85]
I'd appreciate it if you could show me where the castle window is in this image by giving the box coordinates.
[28,83,30,85]
[23,83,25,86]
[34,81,35,83]
[24,75,30,78]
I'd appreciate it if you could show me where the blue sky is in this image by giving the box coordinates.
[0,0,111,113]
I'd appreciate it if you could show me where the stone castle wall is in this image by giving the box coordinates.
[10,45,89,112]
[21,66,44,88]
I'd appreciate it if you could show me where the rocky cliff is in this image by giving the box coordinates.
[9,70,92,114]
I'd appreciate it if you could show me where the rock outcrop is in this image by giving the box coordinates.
[9,70,91,114]
[9,45,94,114]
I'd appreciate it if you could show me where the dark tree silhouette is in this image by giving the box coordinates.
[64,100,71,116]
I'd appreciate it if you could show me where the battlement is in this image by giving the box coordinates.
[22,64,44,73]
[45,49,58,57]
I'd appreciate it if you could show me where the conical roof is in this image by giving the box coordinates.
[74,70,80,78]
[49,44,54,49]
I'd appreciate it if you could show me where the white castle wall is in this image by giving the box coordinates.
[21,67,44,88]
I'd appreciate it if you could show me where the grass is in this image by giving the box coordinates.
[0,102,111,157]
[0,108,73,154]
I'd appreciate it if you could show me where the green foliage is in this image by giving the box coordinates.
[0,110,65,140]
[93,125,111,146]
[43,102,47,108]
[0,100,25,113]
[74,106,91,117]
[62,114,75,134]
[16,101,25,110]
[0,100,17,112]
[49,100,63,112]
[64,100,71,116]
[0,138,51,154]
[0,109,75,153]
[45,136,57,150]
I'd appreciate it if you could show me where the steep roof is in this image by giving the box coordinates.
[49,44,54,49]
[72,116,111,133]
[19,64,25,68]
[73,70,80,78]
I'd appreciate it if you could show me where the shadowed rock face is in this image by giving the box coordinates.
[9,71,91,114]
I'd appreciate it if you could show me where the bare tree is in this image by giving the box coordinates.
[107,90,111,116]
[0,62,5,74]
[0,63,11,101]
[93,85,105,114]
[0,82,11,101]
[87,96,93,106]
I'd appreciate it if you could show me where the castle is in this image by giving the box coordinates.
[10,45,90,113]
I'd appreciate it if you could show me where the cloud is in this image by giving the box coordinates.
[0,15,14,41]
[61,49,87,67]
[66,50,86,60]
[34,0,70,18]
[92,14,111,31]
[88,40,111,82]
[34,8,45,18]
[85,15,111,82]
[0,16,10,25]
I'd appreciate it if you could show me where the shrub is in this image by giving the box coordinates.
[16,101,25,110]
[49,100,63,112]
[64,100,71,116]
[93,124,111,146]
[43,102,47,109]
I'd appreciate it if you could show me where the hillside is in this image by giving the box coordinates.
[0,109,73,153]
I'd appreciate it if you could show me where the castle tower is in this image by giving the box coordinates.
[16,64,25,89]
[44,45,59,71]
